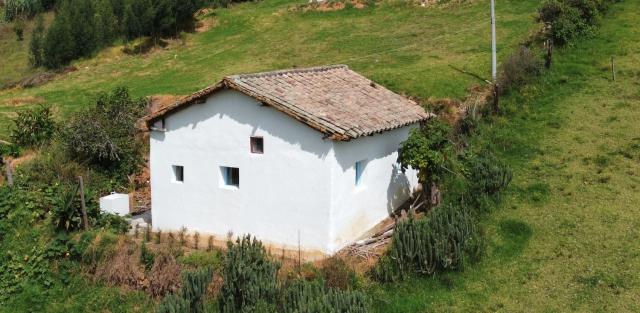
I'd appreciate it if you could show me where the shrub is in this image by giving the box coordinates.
[319,257,357,290]
[397,118,456,206]
[50,182,100,231]
[149,251,182,298]
[60,87,146,177]
[218,235,280,313]
[29,14,45,67]
[280,278,370,313]
[181,266,214,313]
[538,0,618,45]
[96,212,130,233]
[10,105,56,148]
[13,18,26,41]
[140,242,155,271]
[178,250,223,270]
[465,152,512,198]
[157,294,190,313]
[497,46,542,94]
[373,204,485,282]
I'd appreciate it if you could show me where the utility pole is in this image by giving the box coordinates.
[490,0,497,82]
[490,0,499,114]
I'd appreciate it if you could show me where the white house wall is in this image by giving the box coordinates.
[328,127,419,252]
[150,89,334,253]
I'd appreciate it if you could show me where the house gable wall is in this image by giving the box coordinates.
[150,89,333,252]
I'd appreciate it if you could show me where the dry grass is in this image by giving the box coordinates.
[94,238,145,290]
[148,251,182,298]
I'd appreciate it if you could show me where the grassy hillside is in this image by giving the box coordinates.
[372,1,640,311]
[0,0,540,139]
[0,12,54,86]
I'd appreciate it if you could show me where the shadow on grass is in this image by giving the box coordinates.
[495,219,533,259]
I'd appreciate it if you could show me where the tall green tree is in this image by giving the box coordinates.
[123,0,153,40]
[94,0,117,47]
[29,14,45,67]
[43,7,75,68]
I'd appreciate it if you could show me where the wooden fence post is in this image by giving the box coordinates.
[5,163,13,187]
[545,39,553,69]
[492,83,500,114]
[611,56,616,81]
[78,176,89,230]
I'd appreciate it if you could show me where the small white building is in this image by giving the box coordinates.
[144,65,431,256]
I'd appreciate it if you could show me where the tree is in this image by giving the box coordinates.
[60,87,146,177]
[29,14,45,67]
[173,0,202,33]
[123,0,153,40]
[65,0,96,57]
[94,0,118,47]
[43,4,76,68]
[397,118,456,208]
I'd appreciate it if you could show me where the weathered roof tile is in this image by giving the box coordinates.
[144,65,432,140]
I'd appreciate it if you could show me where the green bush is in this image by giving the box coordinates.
[218,235,280,313]
[281,278,371,313]
[50,182,100,231]
[157,294,190,313]
[13,18,26,41]
[373,204,485,282]
[140,242,155,271]
[181,266,214,313]
[538,0,619,45]
[178,250,224,270]
[60,87,146,178]
[465,152,512,199]
[10,105,57,148]
[29,14,45,67]
[156,266,213,313]
[397,118,456,205]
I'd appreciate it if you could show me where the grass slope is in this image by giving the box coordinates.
[0,13,53,86]
[372,1,640,312]
[0,0,539,139]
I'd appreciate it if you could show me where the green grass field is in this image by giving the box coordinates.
[0,0,540,139]
[371,1,640,311]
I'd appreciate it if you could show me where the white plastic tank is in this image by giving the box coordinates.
[99,193,130,216]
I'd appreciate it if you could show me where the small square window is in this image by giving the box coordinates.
[355,160,366,186]
[172,165,184,183]
[221,166,239,188]
[250,137,264,154]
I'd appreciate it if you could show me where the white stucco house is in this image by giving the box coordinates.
[143,65,432,256]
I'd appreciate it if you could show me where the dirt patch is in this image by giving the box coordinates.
[301,0,369,12]
[0,66,77,90]
[195,17,218,33]
[7,150,37,171]
[5,96,45,107]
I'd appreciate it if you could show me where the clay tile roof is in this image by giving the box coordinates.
[144,65,432,141]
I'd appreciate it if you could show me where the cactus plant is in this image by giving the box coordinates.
[373,203,485,282]
[218,235,280,313]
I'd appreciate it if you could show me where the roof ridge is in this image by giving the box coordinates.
[227,64,348,80]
